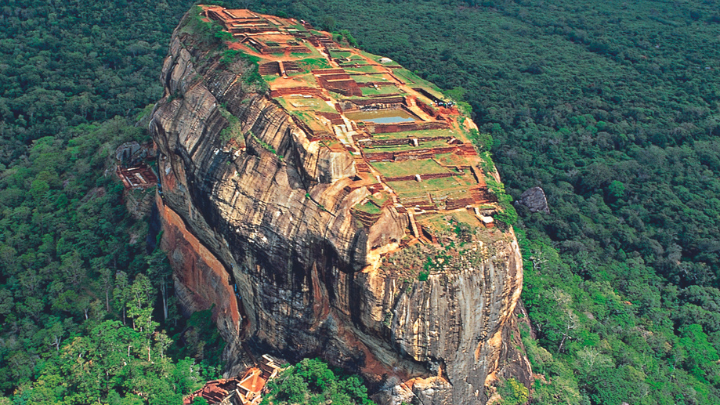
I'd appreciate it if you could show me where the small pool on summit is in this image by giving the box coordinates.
[345,109,417,124]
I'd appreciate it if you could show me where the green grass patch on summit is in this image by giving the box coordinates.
[371,159,449,177]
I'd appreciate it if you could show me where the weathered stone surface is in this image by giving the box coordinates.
[150,17,531,404]
[516,186,550,214]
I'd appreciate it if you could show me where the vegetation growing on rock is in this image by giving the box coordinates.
[261,358,374,405]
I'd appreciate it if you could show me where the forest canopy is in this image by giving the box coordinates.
[2,0,720,403]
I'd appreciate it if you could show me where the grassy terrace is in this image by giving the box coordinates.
[361,85,403,96]
[290,43,326,59]
[295,57,332,72]
[280,72,321,87]
[388,174,477,197]
[340,59,370,67]
[367,192,390,207]
[286,97,338,113]
[367,139,450,152]
[354,200,382,215]
[391,68,423,85]
[371,159,450,177]
[351,74,392,84]
[417,210,482,233]
[357,49,383,61]
[344,65,384,74]
[372,128,458,140]
[392,68,444,92]
[329,49,354,59]
[435,152,481,167]
[288,110,330,133]
[413,84,445,101]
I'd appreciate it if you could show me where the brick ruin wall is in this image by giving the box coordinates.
[363,145,467,162]
[363,135,452,148]
[416,99,437,118]
[368,120,448,134]
[258,62,280,75]
[282,61,301,73]
[456,143,478,155]
[316,112,345,125]
[312,68,346,75]
[381,172,459,182]
[258,44,310,54]
[444,196,478,210]
[320,79,362,97]
[339,97,406,111]
[318,73,352,81]
[269,87,329,100]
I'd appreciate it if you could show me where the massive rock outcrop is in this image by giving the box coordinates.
[151,9,531,404]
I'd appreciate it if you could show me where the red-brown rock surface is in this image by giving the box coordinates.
[151,9,531,404]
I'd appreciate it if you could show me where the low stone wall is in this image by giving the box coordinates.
[312,68,346,75]
[316,112,345,125]
[445,196,476,210]
[423,172,457,180]
[372,138,411,146]
[339,97,406,111]
[258,45,310,54]
[270,87,328,100]
[394,147,450,160]
[399,195,434,208]
[282,61,301,73]
[370,120,448,134]
[382,172,458,182]
[355,159,370,172]
[318,73,352,81]
[416,99,437,118]
[360,136,452,149]
[258,62,280,75]
[382,174,416,182]
[321,78,363,97]
[363,144,477,163]
[364,151,395,163]
[470,187,496,203]
[456,144,478,155]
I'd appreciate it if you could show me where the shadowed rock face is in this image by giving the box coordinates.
[151,13,531,404]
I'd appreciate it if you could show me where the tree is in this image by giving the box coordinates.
[322,16,336,32]
[128,273,155,332]
[608,180,625,198]
[113,271,130,325]
[99,267,114,312]
[59,251,86,287]
[147,250,172,322]
[262,359,373,405]
[128,274,157,362]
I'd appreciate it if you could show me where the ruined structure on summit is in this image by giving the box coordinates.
[201,6,497,241]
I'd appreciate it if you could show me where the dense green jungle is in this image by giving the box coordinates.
[1,0,719,403]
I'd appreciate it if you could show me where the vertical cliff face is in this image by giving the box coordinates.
[151,9,531,404]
